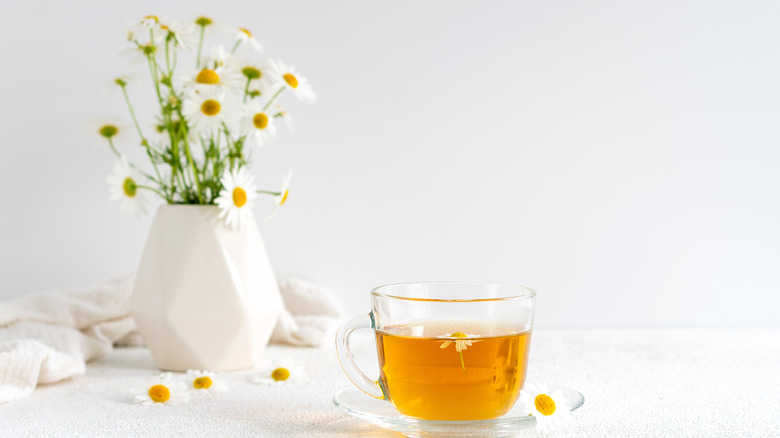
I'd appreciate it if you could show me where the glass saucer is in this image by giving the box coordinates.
[333,384,584,438]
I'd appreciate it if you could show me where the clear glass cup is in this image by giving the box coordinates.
[335,282,536,421]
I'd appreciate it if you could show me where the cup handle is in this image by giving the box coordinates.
[335,314,385,399]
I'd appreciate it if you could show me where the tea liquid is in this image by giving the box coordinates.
[375,322,532,420]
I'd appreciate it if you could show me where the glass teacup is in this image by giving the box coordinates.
[335,282,536,421]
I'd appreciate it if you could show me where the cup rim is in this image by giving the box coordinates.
[370,281,536,303]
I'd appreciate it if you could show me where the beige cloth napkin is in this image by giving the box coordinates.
[0,275,341,403]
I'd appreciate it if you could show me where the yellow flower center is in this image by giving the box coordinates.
[144,15,159,22]
[99,125,118,138]
[123,177,137,197]
[148,384,170,403]
[534,393,556,416]
[201,99,221,116]
[239,27,252,37]
[279,190,289,206]
[242,67,261,80]
[283,73,299,89]
[160,24,170,31]
[196,69,220,84]
[232,187,247,207]
[271,367,290,381]
[193,376,213,389]
[451,332,469,338]
[253,113,269,130]
[196,16,213,26]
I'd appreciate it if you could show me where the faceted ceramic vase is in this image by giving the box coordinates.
[130,205,282,371]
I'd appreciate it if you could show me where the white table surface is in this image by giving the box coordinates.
[1,328,778,437]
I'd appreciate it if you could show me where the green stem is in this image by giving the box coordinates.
[263,87,285,112]
[120,85,145,141]
[137,184,166,199]
[243,77,251,103]
[196,25,205,68]
[256,190,281,196]
[459,352,465,371]
[106,137,121,158]
[230,39,241,54]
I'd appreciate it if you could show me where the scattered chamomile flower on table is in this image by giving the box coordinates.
[267,59,316,104]
[519,383,573,434]
[241,99,277,147]
[215,167,258,230]
[251,358,307,385]
[132,372,190,406]
[107,155,148,218]
[181,88,238,137]
[186,370,228,395]
[266,170,293,220]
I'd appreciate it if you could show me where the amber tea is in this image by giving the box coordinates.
[375,322,532,421]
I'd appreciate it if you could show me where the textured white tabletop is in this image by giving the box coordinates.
[1,328,778,437]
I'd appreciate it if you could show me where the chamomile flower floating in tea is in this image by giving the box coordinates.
[519,383,572,434]
[107,155,148,218]
[186,370,228,395]
[439,332,481,370]
[251,359,307,385]
[215,167,258,230]
[132,373,190,406]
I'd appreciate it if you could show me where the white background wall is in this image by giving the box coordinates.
[1,0,778,328]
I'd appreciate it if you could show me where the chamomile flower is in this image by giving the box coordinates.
[519,383,573,434]
[159,19,199,50]
[182,88,238,138]
[127,15,163,42]
[241,100,277,147]
[267,59,316,104]
[439,332,481,370]
[228,57,272,94]
[215,167,258,230]
[251,358,306,385]
[266,170,293,220]
[182,66,244,95]
[132,373,190,406]
[438,332,480,353]
[233,27,263,53]
[107,155,148,218]
[186,370,228,395]
[273,104,294,131]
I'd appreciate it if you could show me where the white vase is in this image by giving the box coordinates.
[130,205,282,371]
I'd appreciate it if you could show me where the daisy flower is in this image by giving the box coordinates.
[228,57,273,95]
[107,155,148,218]
[251,358,306,385]
[159,19,199,50]
[132,373,190,406]
[233,27,263,53]
[266,170,293,220]
[241,100,277,147]
[127,15,163,43]
[186,370,228,395]
[181,66,244,95]
[438,332,481,370]
[181,88,238,138]
[215,167,258,230]
[273,104,294,131]
[519,383,573,434]
[267,59,316,104]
